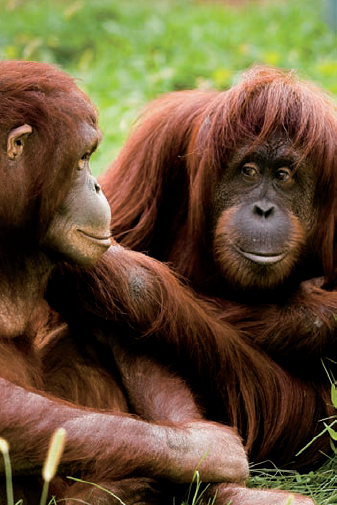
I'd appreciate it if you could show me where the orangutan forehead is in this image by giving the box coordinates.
[77,122,102,147]
[230,137,302,167]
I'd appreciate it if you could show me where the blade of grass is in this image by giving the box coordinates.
[0,438,14,505]
[40,427,67,505]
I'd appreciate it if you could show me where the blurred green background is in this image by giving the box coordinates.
[0,0,335,175]
[0,0,336,502]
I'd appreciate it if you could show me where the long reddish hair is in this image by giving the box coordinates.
[102,66,337,284]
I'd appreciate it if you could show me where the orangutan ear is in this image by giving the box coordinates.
[7,124,33,160]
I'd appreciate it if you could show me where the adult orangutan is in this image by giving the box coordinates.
[0,59,250,505]
[101,66,337,474]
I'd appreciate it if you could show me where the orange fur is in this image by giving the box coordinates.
[101,66,337,473]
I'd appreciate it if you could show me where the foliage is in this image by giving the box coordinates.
[0,0,336,173]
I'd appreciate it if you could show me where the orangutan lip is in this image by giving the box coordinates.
[234,244,286,265]
[78,230,111,246]
[241,250,286,264]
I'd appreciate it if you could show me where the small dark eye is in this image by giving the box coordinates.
[78,153,90,170]
[241,163,260,181]
[275,168,292,184]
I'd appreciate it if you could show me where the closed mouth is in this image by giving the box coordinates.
[78,229,111,247]
[235,245,286,265]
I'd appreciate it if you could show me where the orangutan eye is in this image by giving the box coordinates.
[275,167,292,184]
[241,163,261,181]
[78,152,90,170]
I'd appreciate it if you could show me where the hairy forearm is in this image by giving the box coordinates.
[217,283,337,358]
[0,378,248,484]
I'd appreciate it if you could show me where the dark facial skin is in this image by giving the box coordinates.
[44,124,111,266]
[213,138,317,292]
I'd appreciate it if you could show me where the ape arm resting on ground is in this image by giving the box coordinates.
[0,374,246,484]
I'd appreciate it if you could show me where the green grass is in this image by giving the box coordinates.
[0,0,336,502]
[248,461,337,505]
